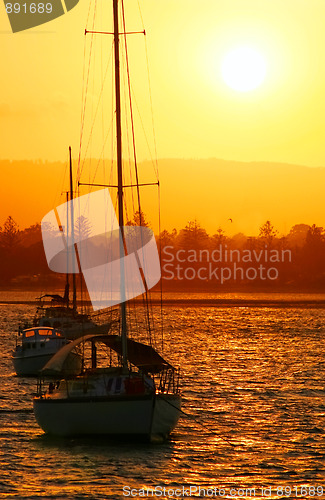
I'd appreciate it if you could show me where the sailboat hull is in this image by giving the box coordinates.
[33,394,181,441]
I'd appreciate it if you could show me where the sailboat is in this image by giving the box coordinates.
[25,148,115,341]
[33,0,181,441]
[12,151,114,377]
[32,282,113,340]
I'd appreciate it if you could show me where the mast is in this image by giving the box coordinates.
[65,191,70,308]
[113,0,128,369]
[69,146,77,314]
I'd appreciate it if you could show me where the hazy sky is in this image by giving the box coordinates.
[1,0,325,165]
[1,1,325,234]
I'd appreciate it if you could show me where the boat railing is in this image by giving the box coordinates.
[36,377,46,398]
[90,308,119,327]
[36,376,66,399]
[156,367,181,395]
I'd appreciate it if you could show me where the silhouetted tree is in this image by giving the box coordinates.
[230,233,247,249]
[126,210,150,227]
[211,227,227,247]
[177,219,209,250]
[302,224,325,286]
[0,216,20,250]
[0,216,20,283]
[158,229,177,248]
[287,224,310,248]
[74,215,93,241]
[20,223,42,247]
[305,224,324,247]
[3,214,325,291]
[258,220,278,246]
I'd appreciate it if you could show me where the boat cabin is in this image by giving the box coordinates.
[16,327,66,352]
[20,327,63,341]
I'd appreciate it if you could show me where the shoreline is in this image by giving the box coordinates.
[1,298,325,308]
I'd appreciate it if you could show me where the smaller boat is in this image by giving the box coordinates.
[32,297,114,340]
[12,326,81,376]
[20,149,117,341]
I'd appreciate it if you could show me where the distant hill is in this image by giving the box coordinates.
[1,158,324,235]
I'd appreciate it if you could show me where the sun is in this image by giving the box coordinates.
[221,46,267,92]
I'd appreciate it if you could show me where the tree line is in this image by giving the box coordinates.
[1,214,325,291]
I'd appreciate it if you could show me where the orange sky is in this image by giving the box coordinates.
[1,158,324,237]
[1,0,325,234]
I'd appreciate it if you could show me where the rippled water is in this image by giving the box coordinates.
[1,293,325,499]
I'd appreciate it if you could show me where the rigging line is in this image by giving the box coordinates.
[159,396,238,448]
[121,0,153,340]
[90,114,115,189]
[158,183,164,353]
[130,93,156,167]
[136,0,145,28]
[121,0,140,217]
[81,85,114,194]
[80,44,114,181]
[87,30,99,181]
[84,0,93,39]
[90,43,115,187]
[143,25,159,181]
[108,42,116,192]
[77,7,91,184]
[53,150,69,210]
[120,37,151,337]
[120,49,135,215]
[142,373,239,448]
[136,0,159,180]
[100,18,106,179]
[78,0,97,185]
[75,181,84,314]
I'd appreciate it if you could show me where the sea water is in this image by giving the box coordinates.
[0,292,324,499]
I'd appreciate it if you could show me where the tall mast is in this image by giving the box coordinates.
[65,191,70,308]
[113,0,128,368]
[69,146,77,314]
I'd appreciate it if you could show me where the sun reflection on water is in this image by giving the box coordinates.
[0,294,324,498]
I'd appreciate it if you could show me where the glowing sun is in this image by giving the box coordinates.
[221,46,267,92]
